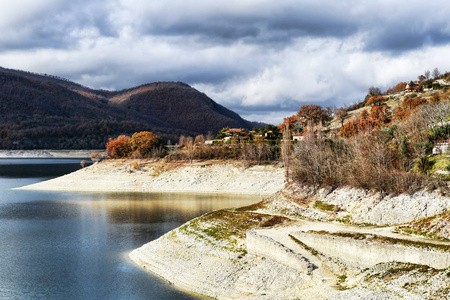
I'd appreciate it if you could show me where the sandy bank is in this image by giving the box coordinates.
[17,160,286,195]
[131,184,450,299]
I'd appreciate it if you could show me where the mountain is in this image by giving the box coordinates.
[0,67,258,149]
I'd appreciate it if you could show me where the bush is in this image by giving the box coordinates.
[106,135,132,158]
[90,151,103,163]
[290,130,438,195]
[130,131,158,158]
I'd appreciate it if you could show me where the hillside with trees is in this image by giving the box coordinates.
[279,69,450,195]
[0,67,258,149]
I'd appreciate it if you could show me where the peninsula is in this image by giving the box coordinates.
[20,159,450,299]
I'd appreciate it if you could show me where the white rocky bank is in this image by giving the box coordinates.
[18,160,450,298]
[18,160,286,195]
[131,183,450,299]
[267,184,450,225]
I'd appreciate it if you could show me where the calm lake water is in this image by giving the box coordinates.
[0,159,261,299]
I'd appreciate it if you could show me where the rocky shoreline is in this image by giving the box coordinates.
[131,184,450,299]
[0,149,99,158]
[17,160,286,195]
[17,160,450,299]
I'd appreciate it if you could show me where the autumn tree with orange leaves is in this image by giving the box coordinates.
[394,96,428,122]
[296,105,329,128]
[106,131,159,158]
[279,115,298,133]
[369,104,391,125]
[131,131,158,157]
[336,108,350,127]
[339,112,379,138]
[366,95,385,107]
[106,135,133,158]
[386,82,407,94]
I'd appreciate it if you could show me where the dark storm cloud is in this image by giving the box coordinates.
[0,0,116,51]
[3,1,450,53]
[135,4,359,46]
[363,18,450,53]
[2,0,450,124]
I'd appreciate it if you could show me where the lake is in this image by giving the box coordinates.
[0,159,261,299]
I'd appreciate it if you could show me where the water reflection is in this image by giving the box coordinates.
[0,158,91,177]
[0,159,260,299]
[0,201,81,220]
[71,192,261,224]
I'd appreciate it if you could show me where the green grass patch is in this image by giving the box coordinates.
[336,216,352,224]
[234,200,267,212]
[398,226,450,242]
[429,154,450,179]
[313,200,336,212]
[335,274,349,290]
[289,234,320,256]
[178,210,288,253]
[366,262,434,282]
[307,230,450,252]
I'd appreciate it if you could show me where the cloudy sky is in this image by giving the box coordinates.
[1,0,450,124]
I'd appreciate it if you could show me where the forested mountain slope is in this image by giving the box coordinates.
[0,67,257,149]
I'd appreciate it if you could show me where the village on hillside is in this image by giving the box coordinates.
[208,71,450,145]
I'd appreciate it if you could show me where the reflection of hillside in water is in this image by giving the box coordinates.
[71,192,261,224]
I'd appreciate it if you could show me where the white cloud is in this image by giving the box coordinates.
[1,0,450,125]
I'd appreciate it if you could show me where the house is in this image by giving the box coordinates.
[405,81,422,93]
[292,134,304,141]
[433,139,450,155]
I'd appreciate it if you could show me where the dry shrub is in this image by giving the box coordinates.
[131,160,140,170]
[168,140,280,164]
[290,129,439,196]
[90,151,103,163]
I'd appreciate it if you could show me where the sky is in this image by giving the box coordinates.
[1,0,450,124]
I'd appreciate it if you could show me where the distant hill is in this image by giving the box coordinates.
[0,67,259,149]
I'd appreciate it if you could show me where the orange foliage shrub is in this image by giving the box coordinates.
[131,131,158,157]
[386,82,407,94]
[402,97,427,110]
[369,104,391,125]
[366,96,385,106]
[360,109,369,120]
[394,97,427,122]
[339,120,360,137]
[106,135,132,158]
[430,93,441,103]
[339,118,378,137]
[394,106,411,121]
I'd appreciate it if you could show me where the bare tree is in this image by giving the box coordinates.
[424,70,431,80]
[368,86,382,97]
[194,135,205,145]
[433,67,440,79]
[281,124,291,181]
[184,137,194,164]
[90,151,103,163]
[178,135,186,146]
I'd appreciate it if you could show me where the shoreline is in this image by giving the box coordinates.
[16,158,450,298]
[0,149,102,159]
[17,160,286,196]
[130,183,450,299]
